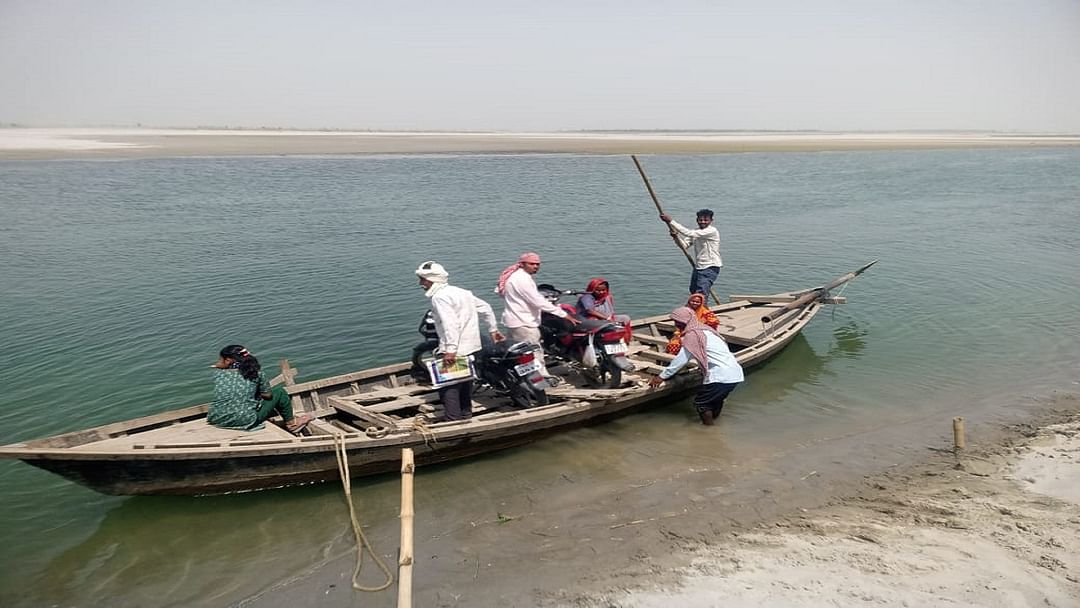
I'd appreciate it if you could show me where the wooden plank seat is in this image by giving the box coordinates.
[634,349,677,364]
[345,384,438,405]
[306,419,345,436]
[335,392,441,413]
[631,332,672,347]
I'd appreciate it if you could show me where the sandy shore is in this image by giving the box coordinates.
[560,400,1080,608]
[2,128,1080,159]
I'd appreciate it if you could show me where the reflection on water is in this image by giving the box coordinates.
[32,482,403,607]
[828,321,868,359]
[737,332,832,404]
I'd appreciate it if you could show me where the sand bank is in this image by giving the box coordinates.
[2,128,1080,160]
[568,402,1080,608]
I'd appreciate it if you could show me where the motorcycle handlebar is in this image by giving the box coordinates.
[537,283,586,298]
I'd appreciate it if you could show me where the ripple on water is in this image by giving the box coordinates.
[2,149,1080,606]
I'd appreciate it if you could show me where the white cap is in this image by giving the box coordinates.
[415,261,449,284]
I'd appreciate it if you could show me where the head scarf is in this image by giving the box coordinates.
[686,292,707,310]
[496,252,541,296]
[585,277,612,301]
[416,261,449,297]
[670,306,720,374]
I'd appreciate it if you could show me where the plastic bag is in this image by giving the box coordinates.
[582,334,599,368]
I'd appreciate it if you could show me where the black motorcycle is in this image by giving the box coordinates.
[410,310,550,408]
[536,284,635,389]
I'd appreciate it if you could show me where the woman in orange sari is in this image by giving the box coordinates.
[666,293,719,355]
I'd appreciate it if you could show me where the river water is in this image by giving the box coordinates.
[1,148,1078,606]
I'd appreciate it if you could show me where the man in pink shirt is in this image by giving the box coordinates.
[495,252,579,377]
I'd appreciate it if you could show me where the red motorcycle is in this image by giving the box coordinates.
[536,284,635,388]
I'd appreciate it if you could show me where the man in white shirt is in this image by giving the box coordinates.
[416,261,504,421]
[660,208,723,297]
[495,252,580,377]
[648,306,743,425]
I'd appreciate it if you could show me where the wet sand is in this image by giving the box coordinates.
[587,401,1080,608]
[244,394,1080,608]
[2,128,1080,159]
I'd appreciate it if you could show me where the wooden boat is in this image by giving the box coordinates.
[0,262,875,496]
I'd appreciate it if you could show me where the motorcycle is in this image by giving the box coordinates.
[409,310,550,408]
[536,284,635,389]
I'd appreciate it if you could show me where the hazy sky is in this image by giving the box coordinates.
[2,0,1079,132]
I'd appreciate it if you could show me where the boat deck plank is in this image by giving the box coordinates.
[69,419,295,452]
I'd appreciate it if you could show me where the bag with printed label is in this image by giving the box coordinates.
[423,355,477,387]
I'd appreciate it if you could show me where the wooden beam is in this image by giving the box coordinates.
[269,358,298,387]
[328,397,400,430]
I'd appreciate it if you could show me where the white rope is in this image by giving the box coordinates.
[412,415,437,448]
[829,278,854,320]
[331,432,394,592]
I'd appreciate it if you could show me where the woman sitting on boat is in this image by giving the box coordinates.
[208,345,313,433]
[576,278,631,323]
[666,292,720,355]
[576,277,632,339]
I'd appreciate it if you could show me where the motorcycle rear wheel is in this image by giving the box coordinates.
[510,380,549,408]
[599,362,623,389]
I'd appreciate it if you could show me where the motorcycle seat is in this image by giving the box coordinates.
[577,319,616,333]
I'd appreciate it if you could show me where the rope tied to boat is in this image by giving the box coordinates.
[829,280,852,320]
[365,425,390,439]
[331,432,394,592]
[411,414,437,448]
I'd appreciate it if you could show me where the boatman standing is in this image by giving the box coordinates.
[416,261,504,421]
[648,306,743,425]
[660,208,722,296]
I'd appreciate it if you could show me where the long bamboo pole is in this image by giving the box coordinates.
[760,260,878,323]
[631,154,724,306]
[397,448,415,608]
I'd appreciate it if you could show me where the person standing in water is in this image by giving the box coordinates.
[648,307,743,425]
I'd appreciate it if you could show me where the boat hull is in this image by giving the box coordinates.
[21,380,702,495]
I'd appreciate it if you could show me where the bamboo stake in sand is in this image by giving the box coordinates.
[397,448,415,608]
[952,417,966,451]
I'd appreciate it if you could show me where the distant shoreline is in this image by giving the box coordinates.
[2,127,1080,160]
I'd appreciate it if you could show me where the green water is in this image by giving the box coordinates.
[1,149,1078,605]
